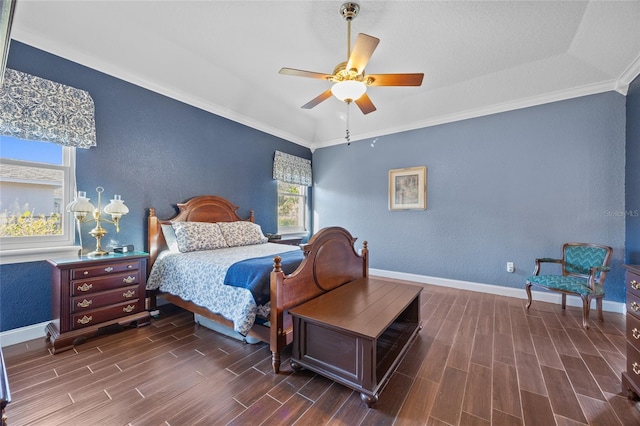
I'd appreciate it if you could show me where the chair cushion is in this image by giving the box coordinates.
[526,275,604,296]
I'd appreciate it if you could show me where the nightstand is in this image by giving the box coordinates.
[46,252,151,353]
[269,237,303,246]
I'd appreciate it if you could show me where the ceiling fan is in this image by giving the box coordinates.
[279,2,424,115]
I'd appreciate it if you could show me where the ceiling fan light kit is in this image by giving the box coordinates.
[279,1,424,142]
[331,80,367,102]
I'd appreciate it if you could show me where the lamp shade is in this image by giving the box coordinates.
[66,191,95,214]
[104,194,129,218]
[331,80,366,102]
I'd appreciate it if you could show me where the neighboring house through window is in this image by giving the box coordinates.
[0,136,76,252]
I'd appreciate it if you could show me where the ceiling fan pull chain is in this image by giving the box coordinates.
[345,102,351,144]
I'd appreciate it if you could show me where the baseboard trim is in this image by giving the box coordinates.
[369,268,626,315]
[0,321,48,348]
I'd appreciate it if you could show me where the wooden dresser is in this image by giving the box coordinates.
[622,264,640,399]
[46,252,151,353]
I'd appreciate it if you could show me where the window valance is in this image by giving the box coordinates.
[0,68,96,149]
[273,150,312,186]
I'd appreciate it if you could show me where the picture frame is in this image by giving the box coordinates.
[388,166,427,210]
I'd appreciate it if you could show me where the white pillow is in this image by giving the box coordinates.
[217,221,268,247]
[171,221,228,252]
[161,224,179,252]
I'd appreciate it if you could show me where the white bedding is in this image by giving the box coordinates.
[146,242,299,335]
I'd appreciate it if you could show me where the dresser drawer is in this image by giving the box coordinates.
[71,300,141,330]
[71,285,140,313]
[71,260,141,280]
[627,313,640,352]
[628,270,640,299]
[626,343,640,390]
[71,270,140,296]
[627,291,640,320]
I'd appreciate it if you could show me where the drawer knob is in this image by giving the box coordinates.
[634,328,640,340]
[83,271,89,276]
[127,264,133,269]
[123,276,135,284]
[104,266,114,273]
[634,362,640,375]
[123,305,135,313]
[123,290,135,298]
[632,280,640,290]
[77,299,93,308]
[632,302,640,312]
[77,315,93,325]
[77,283,93,292]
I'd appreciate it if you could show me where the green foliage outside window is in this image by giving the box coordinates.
[0,209,62,237]
[278,182,305,230]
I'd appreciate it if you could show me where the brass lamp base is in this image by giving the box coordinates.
[88,225,108,256]
[87,249,109,257]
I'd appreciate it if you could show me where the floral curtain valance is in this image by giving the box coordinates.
[273,150,312,186]
[0,68,96,148]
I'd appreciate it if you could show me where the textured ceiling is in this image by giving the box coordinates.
[9,1,640,150]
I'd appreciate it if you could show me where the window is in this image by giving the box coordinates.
[277,181,308,234]
[0,135,76,252]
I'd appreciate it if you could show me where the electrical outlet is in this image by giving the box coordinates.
[507,262,515,273]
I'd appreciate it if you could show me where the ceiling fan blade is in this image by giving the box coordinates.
[279,67,332,80]
[346,34,380,74]
[354,93,376,115]
[366,73,424,86]
[302,89,333,109]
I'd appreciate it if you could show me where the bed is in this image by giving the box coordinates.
[146,195,369,373]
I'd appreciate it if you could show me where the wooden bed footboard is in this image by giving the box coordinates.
[147,196,368,374]
[270,226,368,372]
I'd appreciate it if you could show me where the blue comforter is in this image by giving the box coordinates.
[223,249,304,305]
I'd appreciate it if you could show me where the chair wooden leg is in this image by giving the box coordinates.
[596,297,604,322]
[581,296,591,329]
[561,294,567,310]
[525,283,533,309]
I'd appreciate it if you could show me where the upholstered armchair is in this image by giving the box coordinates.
[525,242,612,329]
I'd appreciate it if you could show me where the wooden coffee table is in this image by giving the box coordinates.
[289,276,422,407]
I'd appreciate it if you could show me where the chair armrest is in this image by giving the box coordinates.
[586,265,610,289]
[532,258,562,276]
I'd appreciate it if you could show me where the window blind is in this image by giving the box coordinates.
[0,68,96,149]
[273,150,312,186]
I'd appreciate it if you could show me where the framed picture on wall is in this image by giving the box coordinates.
[388,166,427,210]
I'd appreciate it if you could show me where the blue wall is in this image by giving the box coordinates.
[627,75,640,264]
[313,92,628,302]
[0,41,311,332]
[0,39,637,333]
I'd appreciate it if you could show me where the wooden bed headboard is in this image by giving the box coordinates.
[147,195,255,269]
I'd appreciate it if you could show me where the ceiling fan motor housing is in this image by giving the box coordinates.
[340,2,360,21]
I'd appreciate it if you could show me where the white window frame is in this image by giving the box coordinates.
[277,181,309,236]
[0,146,80,264]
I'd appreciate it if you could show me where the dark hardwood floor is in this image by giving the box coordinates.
[3,280,640,425]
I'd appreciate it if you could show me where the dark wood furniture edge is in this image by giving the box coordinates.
[0,347,9,426]
[147,195,369,373]
[622,263,640,400]
[45,310,151,354]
